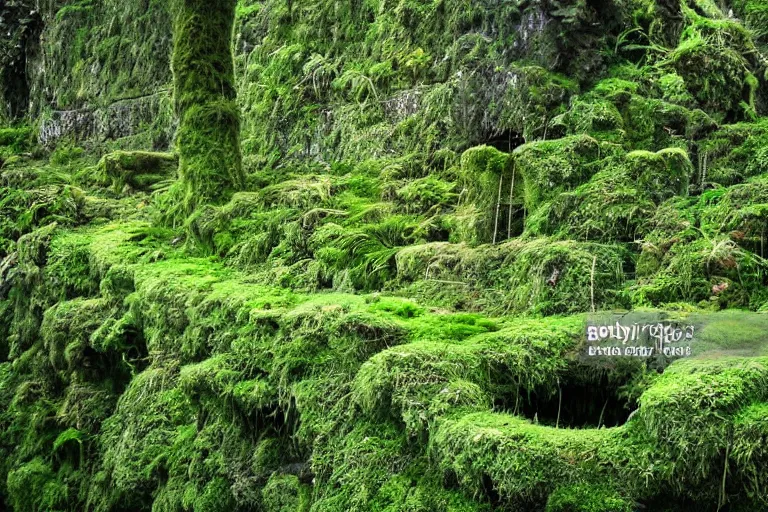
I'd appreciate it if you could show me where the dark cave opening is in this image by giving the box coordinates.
[484,130,525,153]
[499,370,636,429]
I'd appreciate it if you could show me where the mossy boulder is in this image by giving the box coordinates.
[670,21,758,120]
[97,150,178,193]
[514,135,605,212]
[454,145,514,245]
[698,120,768,186]
[527,147,692,241]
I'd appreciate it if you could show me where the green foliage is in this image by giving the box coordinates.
[697,120,768,186]
[666,10,762,121]
[528,147,693,241]
[396,238,629,314]
[261,474,310,512]
[35,0,172,112]
[637,357,768,498]
[432,412,623,508]
[6,458,68,512]
[50,144,85,166]
[454,145,514,244]
[0,127,33,156]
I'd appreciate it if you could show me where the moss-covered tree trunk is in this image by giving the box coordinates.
[171,0,244,214]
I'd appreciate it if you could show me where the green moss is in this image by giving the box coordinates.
[0,126,33,156]
[6,458,68,512]
[733,0,768,43]
[353,317,581,435]
[4,0,768,508]
[28,0,172,132]
[559,97,625,140]
[432,412,625,508]
[395,238,629,314]
[669,17,758,120]
[395,176,458,214]
[638,357,768,490]
[453,145,514,244]
[630,234,767,308]
[697,120,768,186]
[262,474,310,512]
[732,402,768,502]
[50,144,85,166]
[514,135,605,212]
[97,150,178,193]
[546,484,634,512]
[527,147,692,241]
[700,175,768,247]
[632,173,768,310]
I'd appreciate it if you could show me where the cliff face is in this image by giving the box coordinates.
[1,0,173,147]
[2,0,768,511]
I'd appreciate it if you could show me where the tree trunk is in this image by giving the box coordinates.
[171,0,244,215]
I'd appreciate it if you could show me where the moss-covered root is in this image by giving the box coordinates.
[171,0,244,215]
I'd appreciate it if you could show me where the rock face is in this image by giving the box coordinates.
[38,90,174,149]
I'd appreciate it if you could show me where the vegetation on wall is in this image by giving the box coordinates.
[1,0,768,509]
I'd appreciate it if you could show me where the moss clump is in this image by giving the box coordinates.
[631,234,767,308]
[432,412,624,508]
[546,484,634,512]
[633,175,768,309]
[6,458,68,512]
[637,357,768,495]
[700,175,768,251]
[97,150,178,193]
[395,176,458,214]
[170,0,244,216]
[261,474,311,512]
[353,317,581,435]
[395,238,628,314]
[558,97,626,141]
[5,219,768,511]
[697,120,768,186]
[732,402,768,503]
[0,126,33,156]
[733,0,768,44]
[514,135,605,212]
[453,145,514,244]
[527,148,692,242]
[669,14,760,121]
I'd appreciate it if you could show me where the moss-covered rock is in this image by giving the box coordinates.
[514,135,605,212]
[97,150,178,193]
[527,147,693,241]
